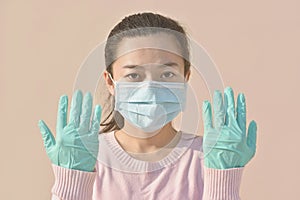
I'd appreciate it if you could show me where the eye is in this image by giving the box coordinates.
[161,71,175,79]
[125,73,140,80]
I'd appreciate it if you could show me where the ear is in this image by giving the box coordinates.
[103,70,115,96]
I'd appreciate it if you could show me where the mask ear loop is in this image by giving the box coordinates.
[107,72,125,128]
[108,72,116,86]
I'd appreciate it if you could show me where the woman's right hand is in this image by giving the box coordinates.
[38,90,102,172]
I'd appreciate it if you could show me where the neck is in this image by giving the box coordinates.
[114,122,178,154]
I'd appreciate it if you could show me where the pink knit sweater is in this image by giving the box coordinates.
[51,130,244,200]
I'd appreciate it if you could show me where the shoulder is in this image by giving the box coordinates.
[98,130,114,139]
[180,131,204,160]
[181,131,203,148]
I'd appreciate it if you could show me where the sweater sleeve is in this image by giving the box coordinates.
[198,136,244,200]
[51,164,97,200]
[202,166,244,200]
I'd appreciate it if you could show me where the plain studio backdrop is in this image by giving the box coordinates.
[1,1,299,199]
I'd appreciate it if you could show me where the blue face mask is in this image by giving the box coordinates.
[108,73,187,133]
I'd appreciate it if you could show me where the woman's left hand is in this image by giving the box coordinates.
[202,87,257,169]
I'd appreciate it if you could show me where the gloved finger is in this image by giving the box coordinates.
[68,90,83,127]
[247,120,257,153]
[56,95,68,133]
[79,92,93,133]
[90,105,102,136]
[202,100,213,132]
[213,90,225,130]
[38,120,56,152]
[237,93,246,134]
[224,87,236,126]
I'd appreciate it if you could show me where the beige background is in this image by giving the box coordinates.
[1,0,300,199]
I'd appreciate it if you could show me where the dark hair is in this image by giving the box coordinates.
[99,12,191,134]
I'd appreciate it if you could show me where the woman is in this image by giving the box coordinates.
[38,12,257,200]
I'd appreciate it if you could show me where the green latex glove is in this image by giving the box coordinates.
[202,87,257,169]
[38,90,102,172]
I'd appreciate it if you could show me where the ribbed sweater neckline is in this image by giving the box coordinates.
[103,130,194,172]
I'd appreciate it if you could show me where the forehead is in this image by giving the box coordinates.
[114,49,183,67]
[113,32,184,67]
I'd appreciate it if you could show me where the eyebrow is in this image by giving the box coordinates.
[122,62,179,69]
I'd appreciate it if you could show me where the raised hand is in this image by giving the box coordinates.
[202,87,257,169]
[38,90,102,172]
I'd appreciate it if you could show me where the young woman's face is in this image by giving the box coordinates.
[104,33,190,95]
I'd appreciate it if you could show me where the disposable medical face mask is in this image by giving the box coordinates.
[108,73,187,133]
